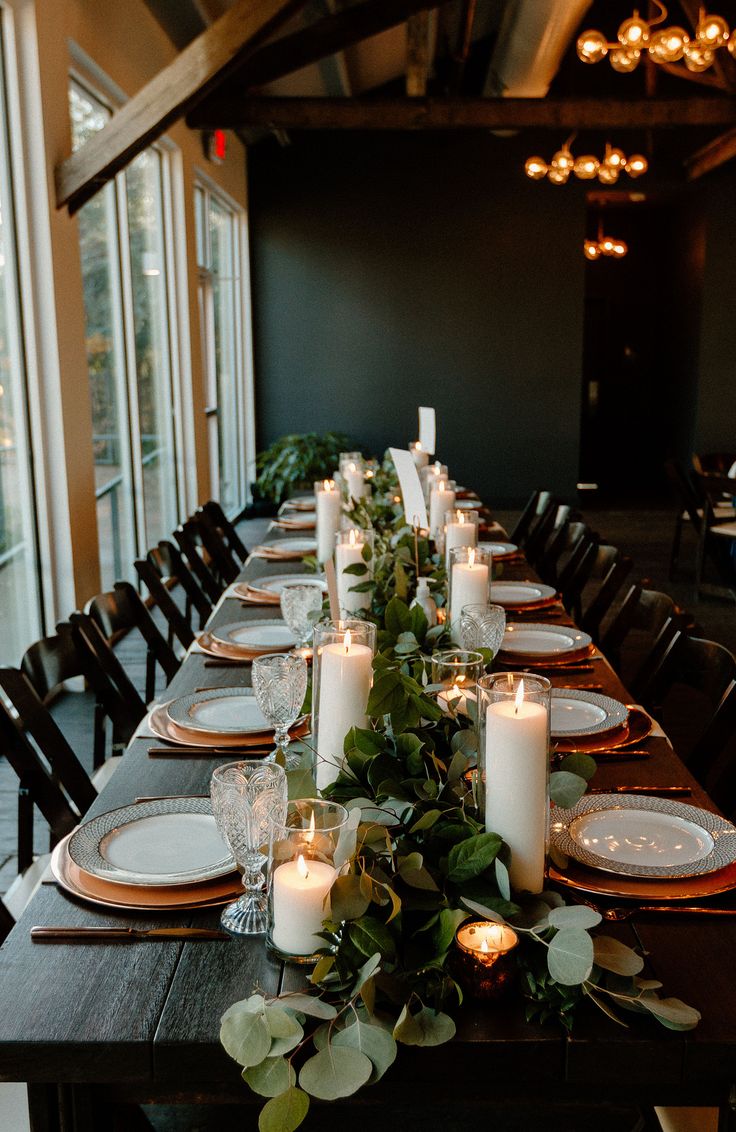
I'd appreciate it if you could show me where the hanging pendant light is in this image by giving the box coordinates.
[577,2,728,73]
[525,139,649,186]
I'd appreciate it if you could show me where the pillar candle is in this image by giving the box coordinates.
[410,442,429,470]
[484,693,548,893]
[450,551,489,626]
[271,854,336,955]
[336,530,372,615]
[315,480,342,564]
[429,481,456,538]
[316,634,373,789]
[344,463,366,502]
[445,513,477,565]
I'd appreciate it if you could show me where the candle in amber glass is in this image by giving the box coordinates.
[452,921,519,1000]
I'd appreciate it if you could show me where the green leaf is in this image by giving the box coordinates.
[494,856,511,902]
[593,936,645,976]
[287,765,317,801]
[349,727,385,756]
[548,905,602,931]
[558,753,597,782]
[384,596,413,638]
[447,832,502,883]
[393,1004,456,1047]
[367,671,405,718]
[334,806,362,869]
[243,1057,296,1098]
[547,927,595,986]
[460,896,506,924]
[636,995,701,1031]
[433,908,468,956]
[362,541,373,562]
[258,1086,310,1132]
[282,993,337,1020]
[299,1046,373,1100]
[450,729,477,756]
[308,957,335,986]
[549,770,588,809]
[410,808,442,834]
[330,874,371,921]
[349,916,397,961]
[353,951,382,994]
[220,1000,272,1068]
[334,1018,398,1083]
[342,562,368,576]
[409,601,429,641]
[264,1004,303,1056]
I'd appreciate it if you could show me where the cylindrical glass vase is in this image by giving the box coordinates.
[409,441,430,470]
[442,508,478,564]
[314,479,342,564]
[335,527,374,616]
[448,545,492,638]
[267,798,349,964]
[339,453,366,503]
[421,461,448,504]
[312,619,377,792]
[429,479,456,540]
[432,648,484,715]
[477,673,551,895]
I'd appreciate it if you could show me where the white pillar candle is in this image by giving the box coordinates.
[429,482,456,538]
[445,513,477,565]
[316,634,373,789]
[410,442,429,470]
[484,689,548,893]
[336,530,372,615]
[344,463,366,502]
[271,855,336,955]
[315,480,342,564]
[450,552,489,627]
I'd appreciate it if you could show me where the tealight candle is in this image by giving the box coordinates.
[452,920,519,999]
[409,441,430,470]
[432,649,484,716]
[314,479,342,564]
[271,853,336,956]
[314,621,376,790]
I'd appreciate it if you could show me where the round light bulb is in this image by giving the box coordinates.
[583,239,601,261]
[729,35,736,58]
[696,13,729,48]
[577,29,609,63]
[683,41,715,71]
[599,237,616,256]
[574,155,600,180]
[598,164,620,185]
[648,26,690,62]
[610,46,641,72]
[611,240,628,258]
[618,14,650,47]
[625,154,648,178]
[525,156,548,180]
[547,167,570,185]
[605,146,627,168]
[551,148,575,173]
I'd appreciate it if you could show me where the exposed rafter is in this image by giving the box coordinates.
[687,125,736,179]
[406,10,435,97]
[190,95,736,131]
[56,0,307,214]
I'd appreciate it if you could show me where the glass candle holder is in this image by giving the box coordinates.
[459,602,506,657]
[442,508,478,564]
[313,619,377,792]
[314,479,342,564]
[432,648,484,715]
[421,461,448,504]
[267,798,348,964]
[335,527,375,616]
[339,453,366,503]
[429,478,457,540]
[448,545,492,638]
[477,673,551,895]
[409,441,430,470]
[451,920,519,1000]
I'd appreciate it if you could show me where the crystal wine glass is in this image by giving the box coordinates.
[460,603,507,657]
[279,583,324,653]
[251,652,308,770]
[210,760,287,936]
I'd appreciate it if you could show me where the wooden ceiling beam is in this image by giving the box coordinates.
[187,0,452,124]
[56,0,307,214]
[191,95,736,131]
[406,11,435,98]
[687,125,736,179]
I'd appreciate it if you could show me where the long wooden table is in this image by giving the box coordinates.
[1,519,736,1130]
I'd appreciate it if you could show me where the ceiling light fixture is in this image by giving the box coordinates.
[577,3,734,73]
[525,137,648,185]
[584,222,629,261]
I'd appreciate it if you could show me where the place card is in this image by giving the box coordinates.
[389,447,429,531]
[323,557,340,622]
[419,406,436,455]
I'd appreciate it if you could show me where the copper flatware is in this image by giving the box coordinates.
[204,659,249,668]
[31,926,231,943]
[147,745,268,757]
[588,785,692,797]
[555,683,604,691]
[134,794,210,803]
[600,905,736,921]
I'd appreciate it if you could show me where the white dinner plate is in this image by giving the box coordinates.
[490,581,557,607]
[550,689,628,737]
[167,688,271,735]
[479,541,518,559]
[267,537,317,555]
[247,573,327,597]
[551,794,736,879]
[283,499,315,511]
[456,498,481,509]
[67,798,234,887]
[209,620,297,652]
[500,623,592,656]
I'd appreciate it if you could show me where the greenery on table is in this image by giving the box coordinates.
[255,432,355,503]
[221,456,701,1132]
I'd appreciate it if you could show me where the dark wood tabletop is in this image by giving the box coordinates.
[1,518,735,1128]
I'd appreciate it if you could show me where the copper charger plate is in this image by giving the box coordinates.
[553,706,654,754]
[232,583,280,604]
[253,546,311,562]
[273,518,316,531]
[148,701,310,749]
[548,855,736,902]
[496,594,561,613]
[196,631,292,660]
[498,644,596,668]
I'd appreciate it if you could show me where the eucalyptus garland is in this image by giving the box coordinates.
[220,460,700,1132]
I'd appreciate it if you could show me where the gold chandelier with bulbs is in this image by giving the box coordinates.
[583,230,629,261]
[525,136,648,186]
[577,2,734,74]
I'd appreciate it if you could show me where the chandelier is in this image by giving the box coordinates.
[577,2,735,73]
[525,136,648,185]
[584,222,628,261]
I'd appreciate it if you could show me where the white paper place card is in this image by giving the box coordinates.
[389,447,429,530]
[418,407,436,455]
[324,557,340,622]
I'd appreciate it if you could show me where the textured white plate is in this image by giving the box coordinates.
[550,689,628,737]
[210,620,297,651]
[479,541,518,558]
[248,573,327,596]
[501,623,592,656]
[268,538,317,554]
[168,688,270,734]
[490,581,557,607]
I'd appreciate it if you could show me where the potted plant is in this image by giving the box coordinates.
[253,431,356,507]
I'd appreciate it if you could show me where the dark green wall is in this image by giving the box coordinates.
[696,165,736,457]
[248,131,587,506]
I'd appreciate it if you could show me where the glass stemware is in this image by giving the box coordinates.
[210,760,287,936]
[251,652,308,769]
[459,603,507,657]
[279,583,324,653]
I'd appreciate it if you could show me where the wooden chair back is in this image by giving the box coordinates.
[150,540,212,627]
[579,548,633,641]
[509,490,543,546]
[195,508,241,584]
[174,520,224,605]
[87,582,180,703]
[67,613,146,752]
[134,557,195,652]
[202,499,248,562]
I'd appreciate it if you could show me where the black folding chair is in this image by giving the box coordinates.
[87,581,180,704]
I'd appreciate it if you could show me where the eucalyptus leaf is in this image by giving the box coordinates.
[220,1001,272,1068]
[331,874,371,921]
[264,1005,303,1056]
[393,1004,456,1047]
[350,916,397,961]
[308,956,336,986]
[433,907,469,956]
[243,1056,296,1098]
[450,730,477,756]
[335,1018,398,1084]
[547,927,595,986]
[258,1086,310,1132]
[636,994,701,1030]
[299,1046,373,1100]
[287,766,318,801]
[549,770,588,809]
[593,936,645,976]
[547,905,602,931]
[447,832,502,883]
[410,808,442,833]
[460,896,506,924]
[352,951,382,994]
[494,856,511,902]
[558,752,597,782]
[283,993,337,1020]
[334,806,362,869]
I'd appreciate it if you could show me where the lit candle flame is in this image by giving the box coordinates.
[349,528,358,545]
[439,481,445,493]
[305,811,316,843]
[515,679,525,716]
[348,462,356,473]
[451,682,461,697]
[480,938,490,953]
[296,854,309,880]
[344,629,352,654]
[459,511,465,525]
[415,441,422,451]
[323,478,331,491]
[468,547,476,568]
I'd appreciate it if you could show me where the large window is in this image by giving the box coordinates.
[195,181,248,517]
[0,22,41,662]
[70,80,180,586]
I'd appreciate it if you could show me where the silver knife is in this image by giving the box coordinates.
[31,926,231,942]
